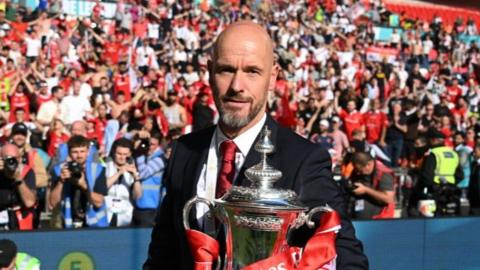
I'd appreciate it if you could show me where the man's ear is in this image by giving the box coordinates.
[268,64,279,92]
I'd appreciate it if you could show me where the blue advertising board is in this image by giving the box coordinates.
[2,217,480,269]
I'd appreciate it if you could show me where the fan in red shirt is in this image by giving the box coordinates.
[90,104,109,150]
[47,119,69,157]
[363,99,388,144]
[35,82,52,109]
[112,61,132,101]
[439,116,454,147]
[338,99,365,141]
[446,78,463,105]
[103,36,122,65]
[9,85,31,123]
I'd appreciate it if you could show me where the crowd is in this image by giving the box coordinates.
[0,0,479,230]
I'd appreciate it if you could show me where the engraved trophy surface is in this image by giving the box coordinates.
[183,127,331,269]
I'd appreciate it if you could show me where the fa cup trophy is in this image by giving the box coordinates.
[183,127,334,269]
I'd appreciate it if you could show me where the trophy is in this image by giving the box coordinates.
[183,127,332,269]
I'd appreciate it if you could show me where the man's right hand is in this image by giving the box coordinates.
[0,158,4,171]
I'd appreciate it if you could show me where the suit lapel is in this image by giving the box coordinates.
[181,126,216,230]
[237,116,280,187]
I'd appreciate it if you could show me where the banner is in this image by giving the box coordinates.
[61,0,119,18]
[366,46,399,63]
[373,27,403,42]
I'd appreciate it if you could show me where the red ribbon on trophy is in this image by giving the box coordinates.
[185,229,220,270]
[185,210,341,270]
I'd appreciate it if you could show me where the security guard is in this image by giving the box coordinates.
[0,239,41,270]
[414,128,464,216]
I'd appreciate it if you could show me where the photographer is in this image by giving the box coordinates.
[346,152,395,219]
[132,131,165,226]
[49,135,108,228]
[0,144,37,230]
[105,138,142,227]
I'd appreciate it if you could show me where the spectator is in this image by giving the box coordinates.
[192,91,214,131]
[105,138,141,227]
[60,80,92,125]
[49,135,108,228]
[132,131,165,226]
[0,144,36,230]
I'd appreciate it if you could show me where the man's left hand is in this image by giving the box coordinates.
[352,182,368,196]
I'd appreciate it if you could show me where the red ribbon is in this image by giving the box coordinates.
[185,229,220,270]
[185,211,341,270]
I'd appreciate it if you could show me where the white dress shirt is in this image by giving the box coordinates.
[195,114,267,228]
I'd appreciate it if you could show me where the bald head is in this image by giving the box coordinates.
[71,120,87,136]
[208,20,278,137]
[2,144,19,158]
[212,21,275,67]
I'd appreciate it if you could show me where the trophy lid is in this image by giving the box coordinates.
[219,127,307,212]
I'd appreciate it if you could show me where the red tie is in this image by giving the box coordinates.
[216,140,238,198]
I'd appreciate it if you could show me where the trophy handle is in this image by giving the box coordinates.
[305,204,333,228]
[183,196,215,230]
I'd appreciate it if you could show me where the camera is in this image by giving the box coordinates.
[344,179,357,193]
[67,161,83,180]
[3,156,19,172]
[138,138,150,152]
[127,157,134,165]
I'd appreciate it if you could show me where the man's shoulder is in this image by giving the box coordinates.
[275,123,328,157]
[175,126,216,150]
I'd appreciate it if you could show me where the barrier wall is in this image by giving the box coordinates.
[1,217,480,269]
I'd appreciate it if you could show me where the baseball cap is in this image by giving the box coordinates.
[11,123,28,137]
[320,119,330,128]
[0,239,17,267]
[332,116,341,123]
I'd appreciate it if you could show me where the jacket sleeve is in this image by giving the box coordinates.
[143,142,179,270]
[290,147,369,269]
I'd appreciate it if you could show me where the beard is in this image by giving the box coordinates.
[215,90,266,130]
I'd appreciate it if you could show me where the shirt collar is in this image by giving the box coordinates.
[216,114,267,157]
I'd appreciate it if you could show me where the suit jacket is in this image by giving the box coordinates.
[144,116,369,269]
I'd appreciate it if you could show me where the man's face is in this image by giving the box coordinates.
[149,138,160,155]
[70,146,89,165]
[114,146,131,166]
[347,101,356,112]
[71,124,87,136]
[209,27,277,131]
[55,88,65,100]
[11,134,26,148]
[454,135,464,147]
[15,110,25,122]
[355,161,374,176]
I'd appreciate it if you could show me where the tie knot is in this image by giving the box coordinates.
[220,140,237,162]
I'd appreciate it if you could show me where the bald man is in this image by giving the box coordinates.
[144,21,368,269]
[0,144,37,230]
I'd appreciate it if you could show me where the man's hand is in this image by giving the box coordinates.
[352,182,369,196]
[0,158,4,171]
[60,166,72,182]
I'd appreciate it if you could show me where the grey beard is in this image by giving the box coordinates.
[218,101,264,130]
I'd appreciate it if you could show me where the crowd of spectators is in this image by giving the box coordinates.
[0,0,480,229]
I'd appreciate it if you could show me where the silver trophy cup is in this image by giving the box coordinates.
[183,127,332,269]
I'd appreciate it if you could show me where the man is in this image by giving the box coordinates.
[144,21,368,269]
[0,239,40,270]
[36,86,65,127]
[414,129,464,216]
[60,80,92,125]
[348,152,395,219]
[132,131,165,226]
[105,138,141,227]
[49,135,108,228]
[453,131,473,190]
[310,119,334,152]
[162,91,187,134]
[0,144,36,230]
[9,123,48,228]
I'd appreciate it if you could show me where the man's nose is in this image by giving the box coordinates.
[230,71,245,92]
